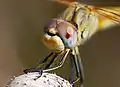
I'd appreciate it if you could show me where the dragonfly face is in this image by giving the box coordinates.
[43,19,78,52]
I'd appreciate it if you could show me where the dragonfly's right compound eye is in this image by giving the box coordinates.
[44,19,57,33]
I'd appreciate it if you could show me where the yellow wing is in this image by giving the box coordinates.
[94,7,120,30]
[51,0,76,5]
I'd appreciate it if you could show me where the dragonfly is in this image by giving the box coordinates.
[24,0,120,86]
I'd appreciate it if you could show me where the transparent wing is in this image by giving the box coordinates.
[94,7,120,30]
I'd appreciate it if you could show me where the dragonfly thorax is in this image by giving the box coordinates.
[43,19,78,52]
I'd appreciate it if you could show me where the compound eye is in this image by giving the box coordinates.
[44,19,57,32]
[56,21,76,39]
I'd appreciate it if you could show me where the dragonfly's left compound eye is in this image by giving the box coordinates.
[56,20,78,48]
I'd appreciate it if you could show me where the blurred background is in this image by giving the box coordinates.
[0,0,120,87]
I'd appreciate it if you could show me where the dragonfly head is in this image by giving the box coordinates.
[43,19,78,53]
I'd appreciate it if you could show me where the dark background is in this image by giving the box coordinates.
[1,0,120,87]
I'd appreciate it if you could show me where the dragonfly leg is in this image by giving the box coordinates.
[69,54,75,87]
[43,49,70,72]
[44,54,58,69]
[77,53,84,87]
[23,52,54,73]
[70,47,84,87]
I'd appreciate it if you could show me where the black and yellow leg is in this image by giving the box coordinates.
[43,49,70,72]
[69,54,75,87]
[23,52,54,73]
[44,54,58,69]
[71,47,84,87]
[24,49,70,73]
